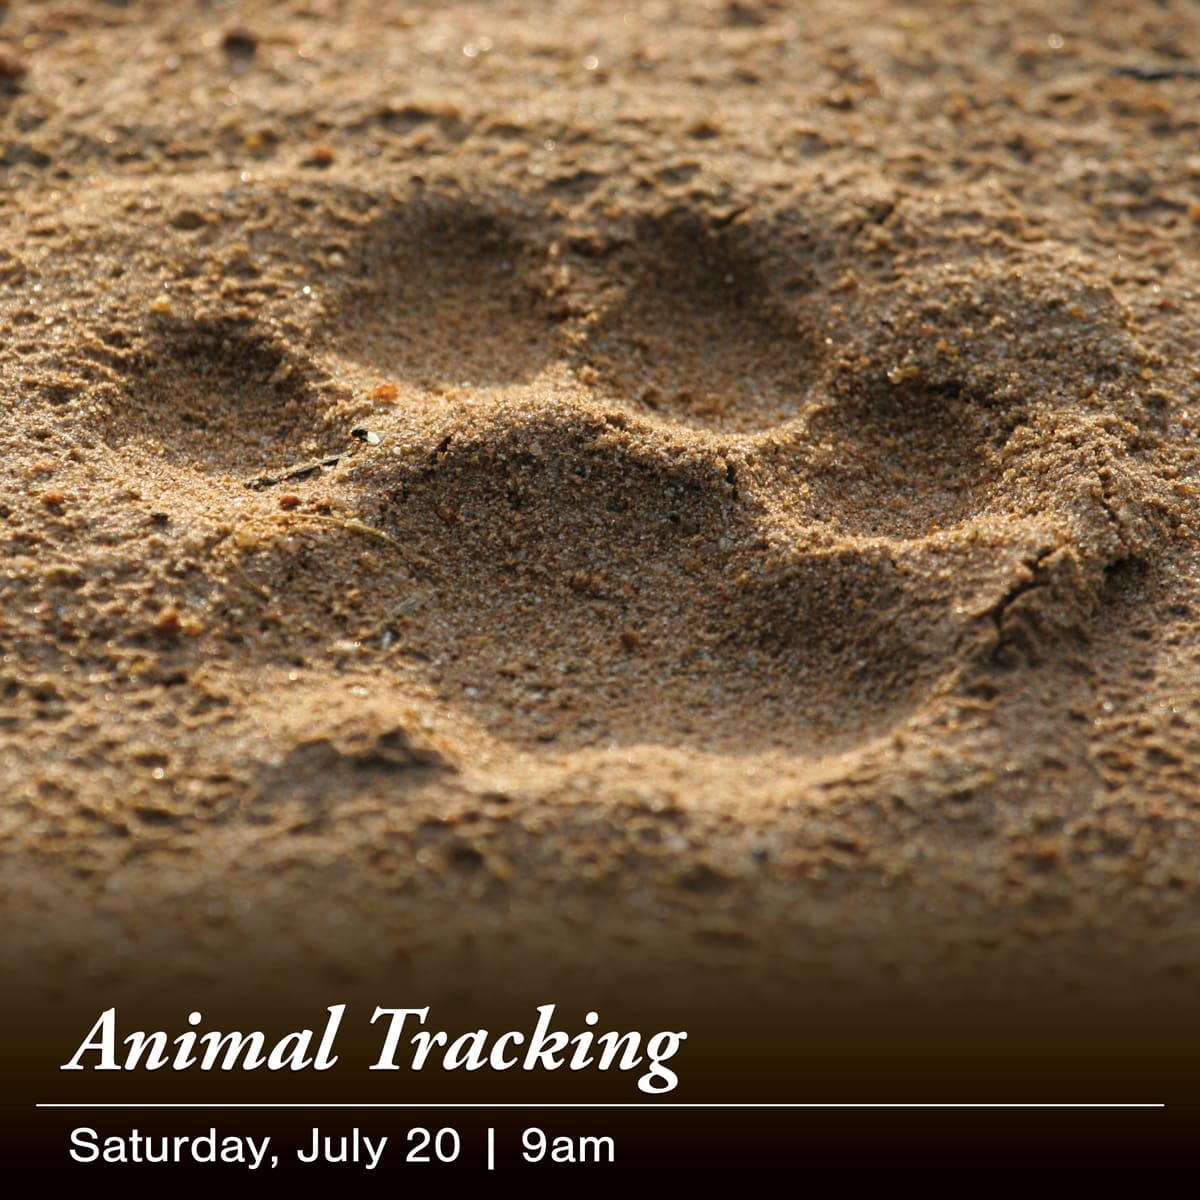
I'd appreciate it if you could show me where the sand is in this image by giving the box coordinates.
[3,0,1200,1146]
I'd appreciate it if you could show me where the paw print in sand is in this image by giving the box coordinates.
[83,182,1155,757]
[327,187,1153,754]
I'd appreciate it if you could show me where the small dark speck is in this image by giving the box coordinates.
[222,28,258,59]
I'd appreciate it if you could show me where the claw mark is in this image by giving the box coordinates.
[724,459,738,500]
[990,549,1056,628]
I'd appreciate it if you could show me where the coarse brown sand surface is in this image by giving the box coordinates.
[3,0,1200,1155]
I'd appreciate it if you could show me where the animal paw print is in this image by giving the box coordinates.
[60,181,1155,756]
[333,188,1152,753]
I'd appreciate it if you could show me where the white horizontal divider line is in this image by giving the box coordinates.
[37,1102,1165,1109]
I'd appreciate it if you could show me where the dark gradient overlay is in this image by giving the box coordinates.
[5,959,1199,1183]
